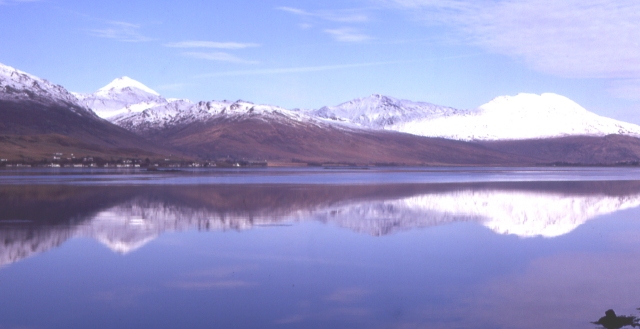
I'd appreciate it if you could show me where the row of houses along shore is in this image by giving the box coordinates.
[0,153,269,169]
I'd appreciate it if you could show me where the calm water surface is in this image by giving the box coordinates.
[0,168,639,329]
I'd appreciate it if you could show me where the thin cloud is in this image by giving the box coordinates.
[387,0,640,80]
[277,6,369,23]
[0,0,41,4]
[197,61,400,78]
[197,55,479,78]
[324,28,373,42]
[278,6,308,15]
[165,41,260,49]
[88,21,153,42]
[183,51,258,64]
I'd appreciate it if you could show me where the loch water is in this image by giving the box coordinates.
[1,167,639,329]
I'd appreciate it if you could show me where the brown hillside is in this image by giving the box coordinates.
[142,116,538,165]
[0,100,182,161]
[480,134,640,165]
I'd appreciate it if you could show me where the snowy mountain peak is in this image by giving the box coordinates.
[480,93,590,116]
[0,62,37,82]
[75,76,166,119]
[97,76,159,97]
[314,92,640,141]
[0,62,90,112]
[341,94,403,107]
[311,94,464,129]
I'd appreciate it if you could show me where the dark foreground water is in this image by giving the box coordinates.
[1,168,639,329]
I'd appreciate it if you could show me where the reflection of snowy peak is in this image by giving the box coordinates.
[319,93,640,140]
[0,226,74,267]
[0,63,91,114]
[321,190,640,237]
[3,184,640,266]
[74,77,167,119]
[77,197,325,254]
[53,188,640,254]
[81,199,262,254]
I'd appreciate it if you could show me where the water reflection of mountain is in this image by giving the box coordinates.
[2,181,640,266]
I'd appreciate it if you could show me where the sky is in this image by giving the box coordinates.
[2,0,640,123]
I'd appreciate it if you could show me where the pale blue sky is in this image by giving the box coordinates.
[2,0,640,123]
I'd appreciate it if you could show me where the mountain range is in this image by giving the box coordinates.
[4,62,640,165]
[0,64,180,162]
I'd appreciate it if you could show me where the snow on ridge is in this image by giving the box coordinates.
[75,72,314,129]
[0,62,40,82]
[309,94,468,130]
[111,99,318,133]
[0,62,89,112]
[101,90,640,140]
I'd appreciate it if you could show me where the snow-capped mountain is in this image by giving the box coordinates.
[311,94,467,129]
[0,63,182,160]
[5,61,640,144]
[0,63,93,115]
[66,76,640,164]
[73,76,319,133]
[74,76,168,119]
[317,93,640,140]
[111,98,320,134]
[74,73,640,142]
